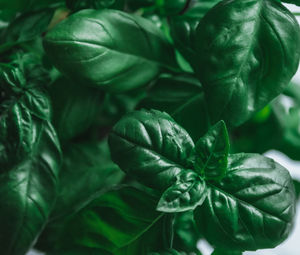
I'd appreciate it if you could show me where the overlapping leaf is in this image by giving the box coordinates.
[195,153,296,251]
[194,0,300,126]
[43,9,178,92]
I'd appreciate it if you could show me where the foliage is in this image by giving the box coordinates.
[0,0,299,254]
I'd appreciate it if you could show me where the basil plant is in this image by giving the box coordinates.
[0,0,299,254]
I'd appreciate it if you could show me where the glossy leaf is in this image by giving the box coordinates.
[194,0,300,126]
[50,139,124,220]
[0,64,51,167]
[139,74,210,141]
[49,77,102,140]
[0,121,62,255]
[194,153,296,251]
[194,120,230,180]
[108,109,195,191]
[44,9,178,92]
[157,170,207,213]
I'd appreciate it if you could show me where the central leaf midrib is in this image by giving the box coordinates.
[207,182,289,223]
[111,130,189,171]
[44,39,175,70]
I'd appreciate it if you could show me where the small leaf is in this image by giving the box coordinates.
[157,171,207,213]
[195,120,229,180]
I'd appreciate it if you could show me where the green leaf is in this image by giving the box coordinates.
[173,211,201,254]
[170,0,221,64]
[271,84,300,160]
[50,139,124,220]
[157,170,207,213]
[194,153,296,251]
[211,248,242,255]
[281,0,300,6]
[139,74,210,141]
[0,8,55,54]
[37,186,163,253]
[43,9,179,92]
[0,64,51,166]
[49,77,102,140]
[0,121,62,255]
[148,248,182,255]
[108,109,195,191]
[194,0,300,127]
[194,120,229,180]
[155,0,187,16]
[66,0,124,11]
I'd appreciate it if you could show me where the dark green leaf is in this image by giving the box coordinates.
[139,74,210,141]
[271,85,300,160]
[0,8,55,54]
[194,153,296,251]
[170,0,221,64]
[0,121,62,255]
[281,0,300,6]
[38,186,163,253]
[211,248,242,255]
[66,0,124,11]
[194,120,229,180]
[49,77,102,140]
[157,170,207,213]
[173,211,201,254]
[148,248,182,255]
[0,64,51,166]
[155,0,187,16]
[109,109,195,191]
[50,139,124,220]
[44,9,179,92]
[97,88,146,128]
[194,0,300,126]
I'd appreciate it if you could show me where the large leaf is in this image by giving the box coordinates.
[194,120,230,180]
[0,121,62,255]
[194,0,300,126]
[49,77,103,140]
[50,139,124,220]
[139,74,210,141]
[43,9,178,92]
[194,153,296,251]
[0,64,51,167]
[36,186,163,254]
[108,109,195,191]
